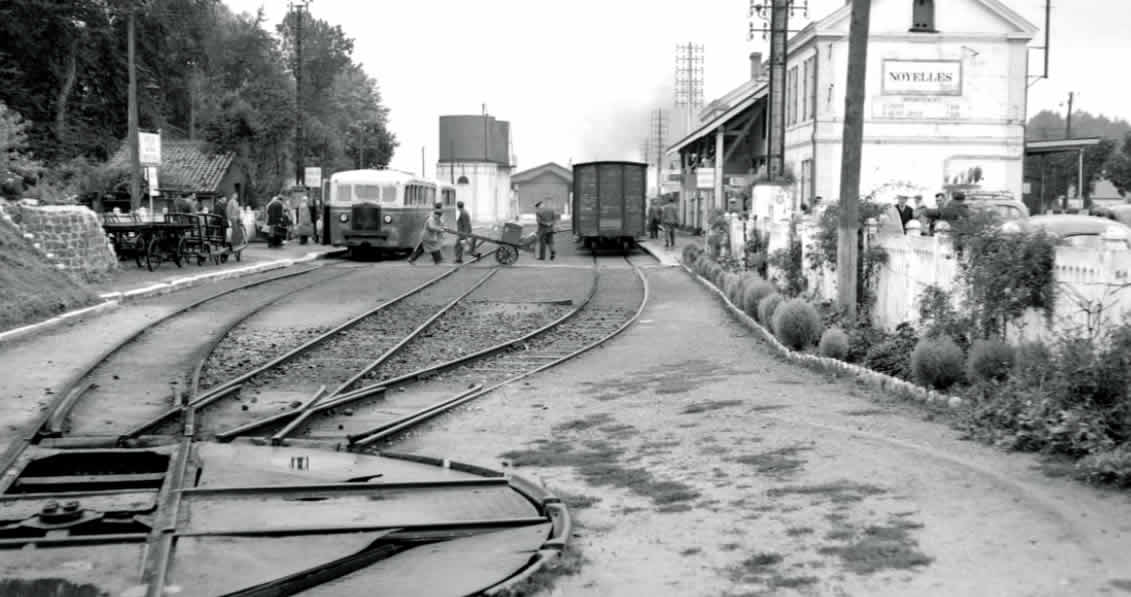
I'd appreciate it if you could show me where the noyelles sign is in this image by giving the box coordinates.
[881,59,962,96]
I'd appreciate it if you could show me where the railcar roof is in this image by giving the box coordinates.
[330,169,433,185]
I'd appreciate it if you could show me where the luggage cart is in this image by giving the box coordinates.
[442,222,536,265]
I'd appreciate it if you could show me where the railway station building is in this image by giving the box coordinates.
[667,0,1038,230]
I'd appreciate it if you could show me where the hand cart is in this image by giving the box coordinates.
[102,214,192,272]
[442,222,537,265]
[195,213,245,265]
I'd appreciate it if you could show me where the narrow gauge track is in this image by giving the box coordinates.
[0,261,359,468]
[209,255,650,451]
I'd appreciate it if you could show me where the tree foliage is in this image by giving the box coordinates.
[0,0,397,203]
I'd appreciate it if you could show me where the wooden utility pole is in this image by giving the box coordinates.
[837,0,871,319]
[291,1,311,188]
[1064,91,1074,138]
[127,3,142,210]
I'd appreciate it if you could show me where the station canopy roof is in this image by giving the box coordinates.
[1025,137,1103,155]
[666,82,768,157]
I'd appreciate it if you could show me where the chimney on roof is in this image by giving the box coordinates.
[749,52,763,80]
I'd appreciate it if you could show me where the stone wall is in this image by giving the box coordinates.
[0,202,118,282]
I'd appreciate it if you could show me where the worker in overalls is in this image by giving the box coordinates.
[535,199,557,261]
[265,195,286,248]
[662,196,679,249]
[648,201,663,239]
[408,202,446,265]
[454,201,476,263]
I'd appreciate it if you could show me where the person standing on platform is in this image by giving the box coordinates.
[661,197,679,249]
[408,202,446,265]
[265,195,286,248]
[648,201,662,239]
[535,199,557,261]
[454,200,476,263]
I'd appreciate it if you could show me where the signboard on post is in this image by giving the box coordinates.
[139,132,161,166]
[146,167,159,198]
[304,167,322,188]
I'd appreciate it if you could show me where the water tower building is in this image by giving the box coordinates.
[436,114,514,224]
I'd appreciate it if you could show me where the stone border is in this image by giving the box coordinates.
[637,244,964,409]
[0,250,343,348]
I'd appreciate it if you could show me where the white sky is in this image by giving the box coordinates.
[224,0,1129,177]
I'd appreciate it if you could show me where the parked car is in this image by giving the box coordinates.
[1092,204,1131,227]
[1003,214,1131,249]
[966,196,1029,221]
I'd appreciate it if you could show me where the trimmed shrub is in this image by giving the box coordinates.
[682,243,703,264]
[722,273,741,303]
[741,279,776,319]
[911,335,965,390]
[819,327,850,360]
[758,293,785,326]
[966,339,1016,384]
[863,322,918,380]
[772,299,824,350]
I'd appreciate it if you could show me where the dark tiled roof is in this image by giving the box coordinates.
[512,162,572,185]
[108,140,236,194]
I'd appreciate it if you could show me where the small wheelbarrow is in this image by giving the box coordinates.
[443,222,537,265]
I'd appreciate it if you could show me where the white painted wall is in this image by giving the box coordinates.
[781,0,1032,203]
[435,162,513,224]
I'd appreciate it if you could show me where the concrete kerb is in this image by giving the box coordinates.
[677,261,966,411]
[0,250,339,349]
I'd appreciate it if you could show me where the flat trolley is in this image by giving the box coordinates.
[443,223,537,265]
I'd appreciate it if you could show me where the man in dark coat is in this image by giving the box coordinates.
[408,202,446,264]
[895,195,914,233]
[265,195,285,248]
[648,202,662,239]
[535,199,557,261]
[454,200,476,263]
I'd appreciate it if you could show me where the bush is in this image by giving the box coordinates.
[682,243,703,264]
[965,339,1016,384]
[722,273,741,303]
[862,322,918,380]
[694,255,712,276]
[819,327,850,360]
[741,279,776,319]
[910,336,965,390]
[758,293,785,326]
[771,298,824,350]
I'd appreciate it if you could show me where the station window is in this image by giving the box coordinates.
[911,0,935,32]
[426,187,436,205]
[457,175,469,185]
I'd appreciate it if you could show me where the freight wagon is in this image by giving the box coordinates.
[571,161,647,253]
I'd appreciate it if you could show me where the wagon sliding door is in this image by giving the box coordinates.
[623,164,646,238]
[574,164,599,238]
[597,164,623,236]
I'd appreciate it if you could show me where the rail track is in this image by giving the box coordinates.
[0,248,650,597]
[199,255,649,450]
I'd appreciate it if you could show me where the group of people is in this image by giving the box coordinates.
[894,192,970,235]
[263,194,319,248]
[407,198,560,265]
[647,197,680,249]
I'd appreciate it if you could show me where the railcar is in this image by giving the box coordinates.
[326,169,457,258]
[571,161,647,253]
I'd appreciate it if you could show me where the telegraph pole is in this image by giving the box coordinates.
[749,0,808,185]
[837,0,872,319]
[127,2,142,210]
[651,110,669,197]
[674,43,705,137]
[1064,91,1074,138]
[290,0,311,188]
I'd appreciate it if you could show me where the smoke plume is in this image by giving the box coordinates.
[573,76,676,164]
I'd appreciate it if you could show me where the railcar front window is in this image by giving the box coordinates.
[354,184,388,203]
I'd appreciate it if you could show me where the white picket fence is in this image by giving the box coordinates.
[750,214,1131,341]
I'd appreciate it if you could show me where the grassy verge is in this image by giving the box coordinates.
[0,218,99,333]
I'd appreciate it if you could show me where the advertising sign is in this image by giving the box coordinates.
[139,132,161,166]
[881,59,962,96]
[146,167,159,197]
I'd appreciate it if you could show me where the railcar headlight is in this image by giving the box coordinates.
[339,213,349,223]
[383,215,393,224]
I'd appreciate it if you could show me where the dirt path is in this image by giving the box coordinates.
[391,265,1131,597]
